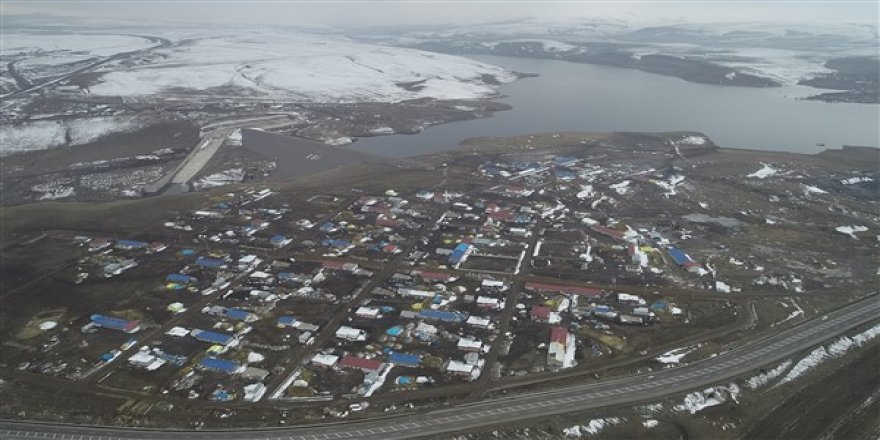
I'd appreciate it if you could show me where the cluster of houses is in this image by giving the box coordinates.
[52,148,727,406]
[72,236,169,281]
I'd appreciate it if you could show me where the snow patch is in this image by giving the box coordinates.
[675,383,740,414]
[841,176,873,185]
[576,184,596,199]
[746,360,792,389]
[655,345,698,364]
[779,323,880,385]
[325,137,354,146]
[747,163,777,179]
[836,225,868,239]
[564,417,624,437]
[610,180,631,195]
[715,281,731,293]
[194,168,245,189]
[802,184,827,195]
[368,127,395,135]
[642,419,659,428]
[651,174,685,198]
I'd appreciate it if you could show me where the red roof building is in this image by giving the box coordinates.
[418,271,456,283]
[550,326,568,344]
[322,260,346,270]
[531,305,551,321]
[487,210,515,223]
[338,356,382,372]
[590,224,625,241]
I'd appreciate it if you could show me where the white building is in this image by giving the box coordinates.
[466,316,492,329]
[446,360,480,381]
[243,383,267,401]
[399,288,436,298]
[355,306,381,319]
[457,338,483,352]
[336,326,367,342]
[128,350,166,371]
[311,353,340,368]
[481,279,507,291]
[476,296,502,310]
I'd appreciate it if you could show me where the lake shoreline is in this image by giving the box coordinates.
[348,55,879,158]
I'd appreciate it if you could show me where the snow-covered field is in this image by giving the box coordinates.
[83,32,515,103]
[393,19,877,85]
[1,33,154,58]
[0,117,147,156]
[707,48,834,85]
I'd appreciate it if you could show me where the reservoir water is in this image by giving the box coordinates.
[350,55,879,157]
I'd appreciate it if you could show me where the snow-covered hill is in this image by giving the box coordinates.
[80,31,516,102]
[383,19,877,87]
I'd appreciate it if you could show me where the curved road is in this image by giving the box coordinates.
[2,295,878,440]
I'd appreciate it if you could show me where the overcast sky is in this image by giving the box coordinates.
[4,0,878,29]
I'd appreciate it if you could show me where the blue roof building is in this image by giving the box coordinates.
[389,352,420,367]
[90,314,139,332]
[116,239,148,249]
[277,316,298,327]
[191,329,234,345]
[479,164,503,177]
[419,309,468,323]
[554,169,577,180]
[322,239,351,248]
[166,273,195,284]
[199,357,241,374]
[448,243,473,265]
[513,214,532,224]
[667,247,694,266]
[195,256,225,268]
[156,352,188,366]
[224,308,255,321]
[270,235,289,247]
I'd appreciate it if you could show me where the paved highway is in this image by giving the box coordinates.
[2,295,877,440]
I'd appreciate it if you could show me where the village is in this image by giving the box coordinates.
[2,133,876,425]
